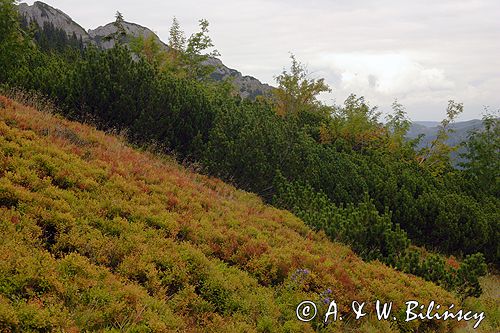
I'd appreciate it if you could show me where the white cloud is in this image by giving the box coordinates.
[318,53,455,95]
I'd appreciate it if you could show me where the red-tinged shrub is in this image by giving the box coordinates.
[237,240,270,263]
[0,96,13,109]
[446,256,460,270]
[166,193,179,210]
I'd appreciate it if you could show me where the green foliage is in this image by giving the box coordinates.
[385,99,412,152]
[397,250,488,300]
[273,177,489,299]
[19,18,84,54]
[168,17,186,51]
[418,100,463,177]
[204,99,367,203]
[130,17,221,82]
[412,192,489,256]
[9,42,219,160]
[145,17,221,80]
[6,36,496,268]
[0,0,30,83]
[463,275,500,333]
[460,113,500,196]
[205,99,295,195]
[130,34,166,66]
[456,253,488,298]
[320,94,386,153]
[273,176,409,263]
[184,19,220,79]
[273,54,331,119]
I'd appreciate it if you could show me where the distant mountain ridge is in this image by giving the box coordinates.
[17,1,273,99]
[407,119,484,148]
[407,119,486,165]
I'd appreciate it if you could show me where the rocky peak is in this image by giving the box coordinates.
[18,1,90,42]
[88,21,169,50]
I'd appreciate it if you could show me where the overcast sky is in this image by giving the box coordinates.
[23,0,500,120]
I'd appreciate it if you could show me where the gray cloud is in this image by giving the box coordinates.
[22,0,500,120]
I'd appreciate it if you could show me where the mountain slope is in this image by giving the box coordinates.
[18,1,90,43]
[0,95,458,332]
[17,1,273,99]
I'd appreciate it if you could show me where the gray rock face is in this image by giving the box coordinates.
[206,58,273,99]
[18,1,90,43]
[18,1,273,99]
[88,21,169,51]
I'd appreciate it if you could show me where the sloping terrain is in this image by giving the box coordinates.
[0,96,458,332]
[17,1,90,42]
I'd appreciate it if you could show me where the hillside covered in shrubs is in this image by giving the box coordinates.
[0,96,461,332]
[0,0,499,331]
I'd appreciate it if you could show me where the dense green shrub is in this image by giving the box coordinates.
[273,177,489,298]
[273,175,409,263]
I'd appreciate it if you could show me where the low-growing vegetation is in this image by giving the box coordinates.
[0,96,461,332]
[0,0,498,330]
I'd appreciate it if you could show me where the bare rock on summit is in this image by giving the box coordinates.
[206,58,274,99]
[88,21,169,50]
[18,1,90,42]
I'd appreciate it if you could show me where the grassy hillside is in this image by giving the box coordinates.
[0,95,463,332]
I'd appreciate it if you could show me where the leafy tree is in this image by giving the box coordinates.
[418,100,463,177]
[131,17,220,81]
[166,16,186,66]
[0,0,19,46]
[460,112,500,196]
[273,54,331,119]
[160,17,220,80]
[168,17,186,51]
[130,33,166,66]
[385,99,411,152]
[321,94,383,151]
[184,19,220,78]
